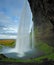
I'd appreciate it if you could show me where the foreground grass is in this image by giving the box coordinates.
[0,53,54,63]
[34,53,54,62]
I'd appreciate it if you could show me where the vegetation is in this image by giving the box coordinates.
[0,53,54,63]
[34,28,54,54]
[35,40,54,54]
[0,39,15,47]
[0,46,2,49]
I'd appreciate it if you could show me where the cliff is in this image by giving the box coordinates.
[28,0,54,47]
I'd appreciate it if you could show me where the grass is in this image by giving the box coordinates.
[36,40,54,54]
[0,53,54,63]
[0,39,15,47]
[0,46,2,49]
[34,53,54,62]
[34,28,54,54]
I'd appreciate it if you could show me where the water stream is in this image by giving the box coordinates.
[15,0,32,53]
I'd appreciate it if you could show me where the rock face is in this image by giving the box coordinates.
[28,0,54,47]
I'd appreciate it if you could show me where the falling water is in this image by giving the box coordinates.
[15,0,32,54]
[32,22,34,49]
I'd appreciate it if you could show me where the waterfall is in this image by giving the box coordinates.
[15,0,32,53]
[32,22,34,49]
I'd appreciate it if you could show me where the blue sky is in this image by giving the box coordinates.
[0,0,32,39]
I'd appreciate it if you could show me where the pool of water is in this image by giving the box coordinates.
[0,46,44,59]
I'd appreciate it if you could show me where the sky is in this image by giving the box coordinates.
[0,0,32,39]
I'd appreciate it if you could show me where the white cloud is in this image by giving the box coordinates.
[3,27,18,33]
[0,34,16,39]
[0,12,18,34]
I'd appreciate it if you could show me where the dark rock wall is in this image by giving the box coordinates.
[28,0,54,47]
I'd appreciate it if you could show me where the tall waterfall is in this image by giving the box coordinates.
[15,0,32,53]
